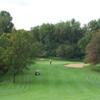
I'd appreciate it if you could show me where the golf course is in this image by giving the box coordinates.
[0,59,100,100]
[0,1,100,100]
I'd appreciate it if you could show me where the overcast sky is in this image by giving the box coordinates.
[0,0,100,30]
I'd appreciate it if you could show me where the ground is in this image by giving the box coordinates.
[0,59,100,100]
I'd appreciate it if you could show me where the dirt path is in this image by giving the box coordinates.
[64,63,89,68]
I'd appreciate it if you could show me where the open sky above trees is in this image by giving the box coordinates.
[0,0,100,30]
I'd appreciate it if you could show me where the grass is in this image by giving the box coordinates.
[0,59,100,100]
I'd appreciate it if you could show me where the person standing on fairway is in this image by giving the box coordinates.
[50,59,52,64]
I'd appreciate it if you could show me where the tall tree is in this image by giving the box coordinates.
[78,32,92,55]
[9,30,34,83]
[86,30,100,64]
[88,19,100,32]
[0,11,13,34]
[0,30,34,82]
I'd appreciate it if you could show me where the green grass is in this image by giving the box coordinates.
[0,59,100,100]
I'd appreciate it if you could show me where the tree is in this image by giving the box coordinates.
[0,30,34,83]
[54,19,83,59]
[78,32,92,55]
[30,19,83,58]
[10,30,34,83]
[31,26,40,42]
[31,24,55,57]
[86,30,100,64]
[31,42,46,57]
[0,11,13,34]
[88,19,100,32]
[0,34,11,74]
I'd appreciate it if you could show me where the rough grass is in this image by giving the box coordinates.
[0,59,100,100]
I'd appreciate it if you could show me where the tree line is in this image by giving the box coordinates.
[30,19,100,63]
[0,11,100,82]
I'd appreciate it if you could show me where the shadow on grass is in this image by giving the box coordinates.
[86,64,100,73]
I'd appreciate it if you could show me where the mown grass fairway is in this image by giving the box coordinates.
[0,59,100,100]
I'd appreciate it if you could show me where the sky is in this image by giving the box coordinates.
[0,0,100,30]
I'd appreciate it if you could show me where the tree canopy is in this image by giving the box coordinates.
[0,11,13,34]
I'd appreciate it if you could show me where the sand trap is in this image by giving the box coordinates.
[64,63,89,68]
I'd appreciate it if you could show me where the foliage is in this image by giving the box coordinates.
[86,30,100,64]
[0,11,13,34]
[0,34,11,74]
[56,44,74,58]
[88,19,100,32]
[0,30,34,82]
[31,42,46,57]
[31,19,83,58]
[78,32,92,54]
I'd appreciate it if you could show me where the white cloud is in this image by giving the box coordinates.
[0,0,100,30]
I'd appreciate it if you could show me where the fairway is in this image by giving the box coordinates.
[0,59,100,100]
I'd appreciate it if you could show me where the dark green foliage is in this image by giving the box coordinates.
[54,19,82,44]
[31,19,83,58]
[56,44,74,58]
[0,11,13,34]
[78,32,92,55]
[31,42,45,57]
[0,34,11,74]
[88,19,100,32]
[9,30,34,82]
[31,24,56,56]
[39,24,55,56]
[0,30,34,82]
